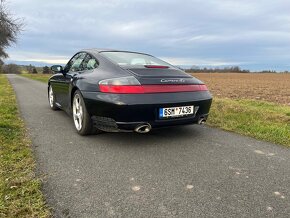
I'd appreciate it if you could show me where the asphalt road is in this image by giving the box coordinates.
[7,74,290,218]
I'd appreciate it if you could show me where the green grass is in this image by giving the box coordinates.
[0,75,50,217]
[20,74,50,83]
[21,74,290,147]
[208,98,290,147]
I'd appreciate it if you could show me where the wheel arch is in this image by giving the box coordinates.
[47,81,51,96]
[71,86,79,107]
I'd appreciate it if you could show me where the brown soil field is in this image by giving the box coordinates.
[192,73,290,105]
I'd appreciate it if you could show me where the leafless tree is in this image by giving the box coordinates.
[0,0,23,64]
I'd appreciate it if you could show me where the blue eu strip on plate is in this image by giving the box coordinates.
[159,108,164,118]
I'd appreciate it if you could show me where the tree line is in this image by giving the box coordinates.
[0,64,52,74]
[185,66,250,73]
[185,66,289,74]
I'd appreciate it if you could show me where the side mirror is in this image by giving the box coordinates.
[51,65,64,74]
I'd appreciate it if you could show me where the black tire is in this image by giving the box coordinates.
[48,85,59,110]
[72,90,102,135]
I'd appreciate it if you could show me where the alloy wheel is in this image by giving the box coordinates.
[73,94,83,131]
[49,86,54,108]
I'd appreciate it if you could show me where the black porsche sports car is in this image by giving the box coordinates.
[48,49,212,135]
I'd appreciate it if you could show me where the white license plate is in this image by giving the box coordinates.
[159,106,194,118]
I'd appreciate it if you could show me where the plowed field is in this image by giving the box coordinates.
[192,73,290,105]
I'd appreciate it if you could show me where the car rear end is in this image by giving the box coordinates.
[83,63,212,132]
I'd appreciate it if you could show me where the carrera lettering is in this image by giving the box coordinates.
[160,79,186,83]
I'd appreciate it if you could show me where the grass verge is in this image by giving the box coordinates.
[20,74,50,83]
[22,74,290,147]
[0,75,50,217]
[208,98,290,147]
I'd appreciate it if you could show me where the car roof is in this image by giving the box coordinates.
[81,48,151,56]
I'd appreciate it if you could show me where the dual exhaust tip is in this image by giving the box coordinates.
[134,123,152,133]
[134,117,206,134]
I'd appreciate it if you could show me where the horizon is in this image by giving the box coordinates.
[5,59,290,73]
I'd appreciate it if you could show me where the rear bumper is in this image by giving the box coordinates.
[82,91,212,131]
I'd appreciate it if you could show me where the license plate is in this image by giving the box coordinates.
[159,106,194,118]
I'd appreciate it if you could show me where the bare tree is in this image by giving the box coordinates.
[0,0,23,65]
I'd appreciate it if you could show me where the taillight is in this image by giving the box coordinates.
[99,76,208,94]
[99,85,144,93]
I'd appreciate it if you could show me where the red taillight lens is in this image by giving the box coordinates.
[99,85,144,93]
[99,84,208,94]
[99,76,208,94]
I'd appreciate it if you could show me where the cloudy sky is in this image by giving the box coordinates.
[6,0,290,71]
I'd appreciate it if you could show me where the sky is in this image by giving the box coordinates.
[5,0,290,71]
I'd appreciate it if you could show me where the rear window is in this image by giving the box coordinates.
[100,51,172,67]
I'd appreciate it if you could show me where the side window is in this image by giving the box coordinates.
[69,53,86,72]
[82,54,99,70]
[64,54,79,72]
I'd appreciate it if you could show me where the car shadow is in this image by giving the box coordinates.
[86,125,208,148]
[53,110,208,148]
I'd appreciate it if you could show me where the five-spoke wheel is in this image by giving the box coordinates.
[73,93,83,131]
[72,90,96,135]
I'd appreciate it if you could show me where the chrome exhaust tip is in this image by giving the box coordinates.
[134,123,152,133]
[198,117,206,125]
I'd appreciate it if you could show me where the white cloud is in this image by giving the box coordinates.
[5,0,290,70]
[8,52,69,64]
